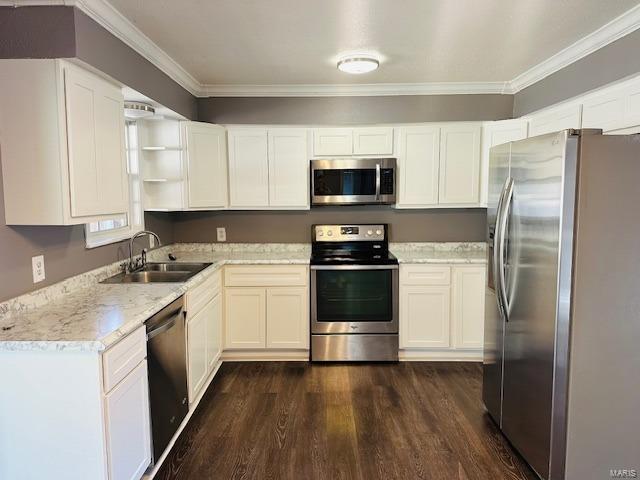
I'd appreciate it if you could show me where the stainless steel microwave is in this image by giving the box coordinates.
[310,158,396,205]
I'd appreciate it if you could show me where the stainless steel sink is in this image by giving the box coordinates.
[101,262,212,284]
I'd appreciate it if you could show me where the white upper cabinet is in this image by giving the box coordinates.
[480,119,528,206]
[396,126,440,207]
[352,127,394,155]
[0,59,128,225]
[185,122,228,209]
[313,128,353,156]
[268,129,309,208]
[528,103,582,137]
[438,123,482,205]
[581,76,640,133]
[313,127,394,156]
[228,128,309,209]
[228,129,270,207]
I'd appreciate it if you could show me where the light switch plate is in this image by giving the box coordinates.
[32,255,45,283]
[216,227,226,242]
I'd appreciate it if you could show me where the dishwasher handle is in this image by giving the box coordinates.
[147,316,178,340]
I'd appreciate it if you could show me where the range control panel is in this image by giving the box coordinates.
[313,224,386,242]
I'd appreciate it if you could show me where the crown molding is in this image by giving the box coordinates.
[200,82,512,97]
[5,1,640,97]
[509,3,640,92]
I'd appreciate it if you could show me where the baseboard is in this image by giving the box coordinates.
[399,349,483,361]
[222,349,310,361]
[144,360,223,479]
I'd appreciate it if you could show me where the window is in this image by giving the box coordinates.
[85,120,144,248]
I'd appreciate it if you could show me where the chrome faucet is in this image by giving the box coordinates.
[128,230,161,272]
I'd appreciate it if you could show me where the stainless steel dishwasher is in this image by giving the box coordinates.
[146,296,188,464]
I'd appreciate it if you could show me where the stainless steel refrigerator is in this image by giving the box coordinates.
[483,129,640,480]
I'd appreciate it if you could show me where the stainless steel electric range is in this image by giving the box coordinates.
[310,224,399,362]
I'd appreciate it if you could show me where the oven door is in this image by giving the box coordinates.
[310,265,399,334]
[311,158,396,205]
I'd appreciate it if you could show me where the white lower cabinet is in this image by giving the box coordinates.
[186,272,223,402]
[399,264,486,359]
[400,285,451,348]
[266,287,309,349]
[452,266,486,349]
[223,265,309,352]
[187,303,209,400]
[105,361,152,480]
[225,288,267,348]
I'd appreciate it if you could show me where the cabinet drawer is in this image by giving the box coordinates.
[186,268,221,316]
[224,265,308,287]
[103,326,147,393]
[400,265,451,286]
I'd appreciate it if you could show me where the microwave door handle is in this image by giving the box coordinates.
[375,163,381,200]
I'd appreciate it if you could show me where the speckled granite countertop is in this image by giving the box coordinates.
[389,242,487,264]
[0,242,484,353]
[0,244,309,353]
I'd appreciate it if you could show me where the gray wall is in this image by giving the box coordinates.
[198,95,513,124]
[0,5,197,120]
[172,208,486,244]
[514,28,640,116]
[0,149,174,302]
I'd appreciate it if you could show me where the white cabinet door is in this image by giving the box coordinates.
[228,129,269,207]
[206,293,222,371]
[65,66,100,217]
[94,83,128,216]
[396,126,440,207]
[266,287,309,349]
[186,122,228,209]
[438,124,481,205]
[452,266,486,350]
[480,119,528,205]
[105,361,151,480]
[187,305,208,401]
[400,285,451,348]
[528,103,582,137]
[224,288,266,349]
[268,129,309,208]
[313,128,353,156]
[353,127,394,155]
[65,65,127,218]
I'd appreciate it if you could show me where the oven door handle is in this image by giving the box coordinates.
[310,264,398,270]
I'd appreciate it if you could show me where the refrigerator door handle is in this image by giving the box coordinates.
[493,178,509,316]
[497,177,514,320]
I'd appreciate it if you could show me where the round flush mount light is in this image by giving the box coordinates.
[124,101,155,119]
[337,55,380,74]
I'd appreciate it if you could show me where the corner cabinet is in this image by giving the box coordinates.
[228,128,310,209]
[399,264,486,360]
[0,59,128,225]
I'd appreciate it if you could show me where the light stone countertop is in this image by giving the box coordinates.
[0,242,484,353]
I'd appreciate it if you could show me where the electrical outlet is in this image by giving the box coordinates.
[216,227,227,242]
[149,236,156,248]
[32,255,45,283]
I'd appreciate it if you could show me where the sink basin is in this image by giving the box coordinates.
[101,262,212,284]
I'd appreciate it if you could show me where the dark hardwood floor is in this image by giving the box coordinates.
[155,362,537,480]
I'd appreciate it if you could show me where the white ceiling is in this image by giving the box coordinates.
[107,0,640,91]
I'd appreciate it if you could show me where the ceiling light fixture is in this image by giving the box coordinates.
[124,101,155,119]
[337,55,380,74]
